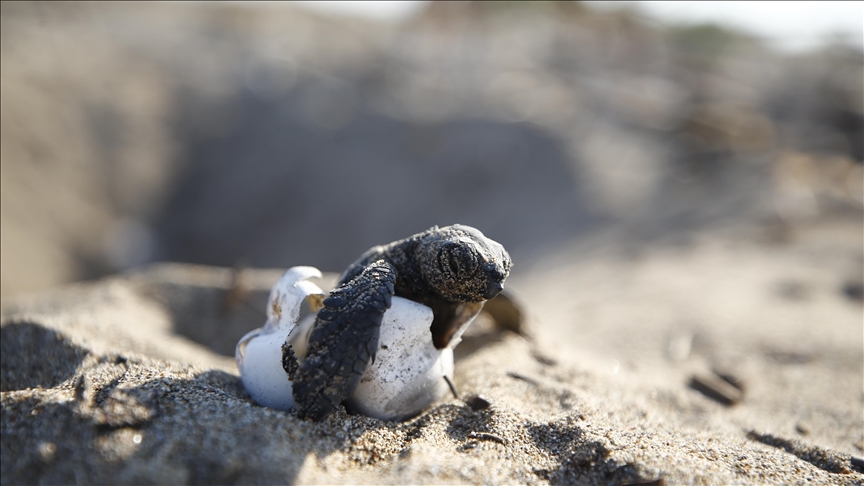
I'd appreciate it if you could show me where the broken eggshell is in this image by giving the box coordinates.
[235,266,325,411]
[235,266,478,420]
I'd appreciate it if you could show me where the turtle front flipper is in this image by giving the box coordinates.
[290,260,396,421]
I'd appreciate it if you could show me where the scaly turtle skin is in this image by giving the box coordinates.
[284,224,511,421]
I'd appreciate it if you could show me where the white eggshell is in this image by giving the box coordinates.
[346,297,457,421]
[263,266,324,332]
[235,266,324,411]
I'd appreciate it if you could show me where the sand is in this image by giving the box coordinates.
[1,2,862,483]
[2,218,862,485]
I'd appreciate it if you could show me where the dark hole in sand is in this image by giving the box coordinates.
[156,88,596,274]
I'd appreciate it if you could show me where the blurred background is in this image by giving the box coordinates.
[1,1,862,297]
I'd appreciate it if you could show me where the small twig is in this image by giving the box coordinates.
[688,373,743,406]
[468,432,507,445]
[222,260,251,314]
[443,375,459,399]
[506,371,539,386]
[621,479,665,486]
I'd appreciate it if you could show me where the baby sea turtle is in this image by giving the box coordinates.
[283,224,511,421]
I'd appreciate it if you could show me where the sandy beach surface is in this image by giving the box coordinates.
[1,2,862,484]
[2,218,861,485]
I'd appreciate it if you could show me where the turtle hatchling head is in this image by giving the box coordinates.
[418,224,512,302]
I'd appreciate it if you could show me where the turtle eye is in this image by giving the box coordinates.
[457,247,479,278]
[448,252,461,275]
[437,244,458,276]
[447,246,479,279]
[437,243,478,279]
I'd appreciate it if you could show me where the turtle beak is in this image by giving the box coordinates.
[483,280,504,300]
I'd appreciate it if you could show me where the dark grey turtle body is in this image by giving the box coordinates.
[338,224,512,348]
[285,224,511,421]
